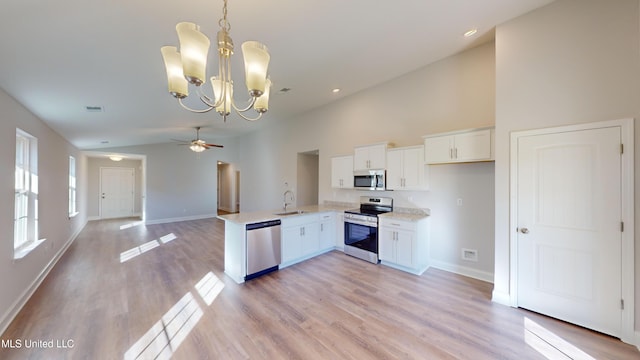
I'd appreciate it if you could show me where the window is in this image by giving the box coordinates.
[69,156,77,216]
[14,129,42,258]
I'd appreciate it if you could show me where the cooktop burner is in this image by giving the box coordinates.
[345,196,393,217]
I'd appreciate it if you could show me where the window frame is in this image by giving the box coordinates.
[14,128,44,259]
[69,155,78,217]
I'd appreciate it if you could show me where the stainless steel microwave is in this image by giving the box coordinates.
[353,170,386,191]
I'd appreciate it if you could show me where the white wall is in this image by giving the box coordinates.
[0,88,88,334]
[94,138,239,224]
[494,0,640,324]
[87,158,143,218]
[237,42,497,280]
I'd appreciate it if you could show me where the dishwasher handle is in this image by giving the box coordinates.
[246,219,282,231]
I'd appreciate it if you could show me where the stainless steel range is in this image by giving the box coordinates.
[344,196,393,264]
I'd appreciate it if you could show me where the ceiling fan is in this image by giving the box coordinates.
[171,127,223,152]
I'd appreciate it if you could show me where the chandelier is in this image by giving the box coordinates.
[160,0,271,122]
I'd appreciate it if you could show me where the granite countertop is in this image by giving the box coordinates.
[217,202,356,225]
[378,207,431,222]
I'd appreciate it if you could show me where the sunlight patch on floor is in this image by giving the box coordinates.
[524,317,596,360]
[120,240,160,263]
[124,292,204,360]
[159,233,177,244]
[120,233,179,263]
[120,221,144,230]
[195,272,225,306]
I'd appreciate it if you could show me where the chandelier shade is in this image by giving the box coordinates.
[176,22,210,86]
[254,77,271,113]
[160,46,188,98]
[160,0,271,122]
[241,41,270,96]
[211,77,233,115]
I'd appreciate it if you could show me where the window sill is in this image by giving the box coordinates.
[14,238,47,260]
[69,212,79,219]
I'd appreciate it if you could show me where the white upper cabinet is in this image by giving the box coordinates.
[331,155,353,189]
[423,128,494,164]
[386,146,428,191]
[353,143,388,170]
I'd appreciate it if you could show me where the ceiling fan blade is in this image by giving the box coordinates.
[204,143,224,148]
[170,138,189,143]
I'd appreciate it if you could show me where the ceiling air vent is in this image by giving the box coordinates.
[85,106,104,112]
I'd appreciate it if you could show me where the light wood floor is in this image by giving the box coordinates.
[1,218,638,359]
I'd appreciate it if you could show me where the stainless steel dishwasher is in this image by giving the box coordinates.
[245,219,281,281]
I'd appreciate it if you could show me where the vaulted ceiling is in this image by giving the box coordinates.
[0,0,555,149]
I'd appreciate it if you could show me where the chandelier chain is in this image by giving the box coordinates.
[219,0,231,31]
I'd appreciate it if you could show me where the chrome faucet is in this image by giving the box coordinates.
[283,190,294,211]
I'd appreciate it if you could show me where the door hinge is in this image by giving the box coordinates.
[620,143,624,154]
[621,221,624,232]
[621,299,624,310]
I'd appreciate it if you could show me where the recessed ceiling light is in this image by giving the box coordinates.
[277,88,291,94]
[101,140,109,144]
[464,29,478,37]
[332,88,341,93]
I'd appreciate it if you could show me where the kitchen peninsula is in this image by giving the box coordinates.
[217,202,430,284]
[217,203,353,284]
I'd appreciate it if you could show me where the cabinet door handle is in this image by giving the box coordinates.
[454,147,458,159]
[449,148,453,159]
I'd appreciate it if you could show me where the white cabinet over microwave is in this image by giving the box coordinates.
[353,142,389,170]
[423,127,494,164]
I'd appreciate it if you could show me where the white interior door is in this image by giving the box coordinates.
[516,127,622,337]
[101,167,134,219]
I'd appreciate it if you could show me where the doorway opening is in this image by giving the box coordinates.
[296,150,319,206]
[217,161,239,214]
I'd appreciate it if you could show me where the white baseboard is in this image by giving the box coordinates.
[87,215,100,221]
[144,213,218,225]
[0,219,87,336]
[429,259,494,284]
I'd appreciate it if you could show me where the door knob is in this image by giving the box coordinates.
[520,227,529,234]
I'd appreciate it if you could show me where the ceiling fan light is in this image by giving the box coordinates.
[160,46,188,98]
[241,41,270,96]
[211,77,233,115]
[176,22,210,86]
[190,143,206,152]
[254,78,271,113]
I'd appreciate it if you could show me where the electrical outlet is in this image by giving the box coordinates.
[462,248,478,262]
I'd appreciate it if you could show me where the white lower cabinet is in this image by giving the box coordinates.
[281,214,322,268]
[379,217,429,275]
[319,212,335,251]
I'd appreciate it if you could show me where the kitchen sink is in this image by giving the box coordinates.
[274,210,305,216]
